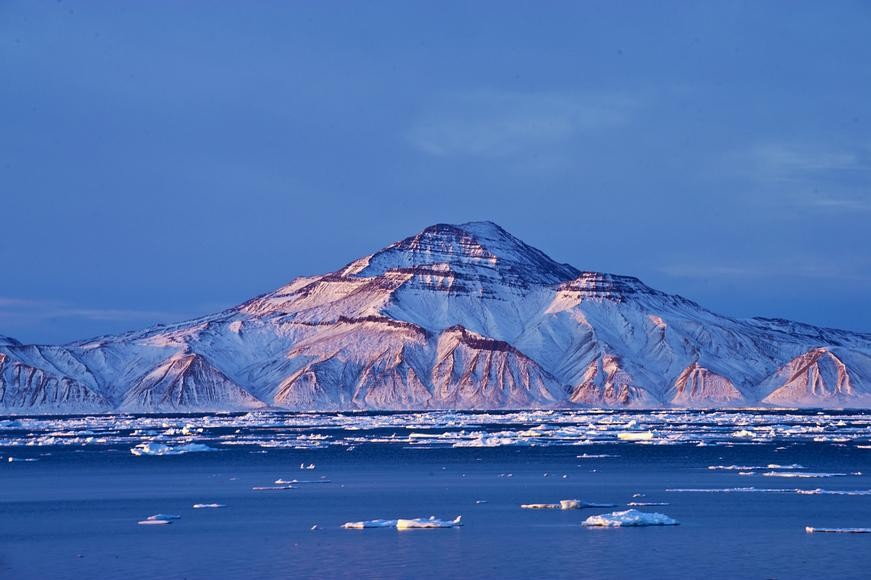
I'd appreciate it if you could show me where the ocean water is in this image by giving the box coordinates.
[1,410,870,579]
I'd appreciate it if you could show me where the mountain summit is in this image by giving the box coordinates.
[2,222,870,413]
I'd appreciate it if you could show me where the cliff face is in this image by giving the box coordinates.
[2,221,871,414]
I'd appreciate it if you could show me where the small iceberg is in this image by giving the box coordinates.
[7,457,39,462]
[192,503,226,509]
[582,509,679,527]
[618,432,653,441]
[252,485,293,491]
[146,514,181,521]
[131,442,215,456]
[341,519,396,529]
[627,502,670,507]
[763,472,846,478]
[341,516,462,530]
[396,516,462,530]
[806,526,871,534]
[138,519,172,525]
[797,489,871,496]
[522,500,616,510]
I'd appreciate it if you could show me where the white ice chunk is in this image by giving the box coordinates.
[806,526,871,534]
[342,516,462,529]
[138,519,172,525]
[341,519,397,529]
[146,514,181,520]
[582,509,678,527]
[763,472,846,478]
[396,516,462,530]
[796,488,871,496]
[618,432,653,441]
[192,503,226,509]
[131,442,215,456]
[627,502,670,507]
[521,503,560,509]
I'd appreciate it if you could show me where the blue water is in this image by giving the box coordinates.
[1,412,870,579]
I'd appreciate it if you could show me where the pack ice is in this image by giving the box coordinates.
[582,509,679,527]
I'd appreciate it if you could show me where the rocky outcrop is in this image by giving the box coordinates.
[431,326,563,409]
[761,348,861,405]
[569,354,654,406]
[120,353,264,412]
[669,362,744,406]
[0,353,110,412]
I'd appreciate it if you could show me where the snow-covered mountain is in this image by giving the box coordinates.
[2,221,870,414]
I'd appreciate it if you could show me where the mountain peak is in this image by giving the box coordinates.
[339,221,579,287]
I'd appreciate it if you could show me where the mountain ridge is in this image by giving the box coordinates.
[2,221,870,414]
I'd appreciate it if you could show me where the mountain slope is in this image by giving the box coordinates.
[2,221,870,413]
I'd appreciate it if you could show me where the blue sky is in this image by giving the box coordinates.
[2,1,870,344]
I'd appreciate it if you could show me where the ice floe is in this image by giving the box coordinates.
[341,516,462,530]
[806,526,871,534]
[522,500,615,510]
[192,503,226,509]
[618,432,653,441]
[146,514,181,520]
[138,519,172,525]
[762,472,846,478]
[796,488,871,496]
[582,509,678,527]
[4,409,871,452]
[131,442,215,456]
[396,516,462,530]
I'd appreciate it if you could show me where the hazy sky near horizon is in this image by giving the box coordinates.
[2,1,870,344]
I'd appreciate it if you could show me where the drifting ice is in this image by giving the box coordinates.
[806,526,871,534]
[618,432,653,441]
[396,516,462,530]
[582,509,679,527]
[146,514,181,520]
[342,516,462,530]
[192,503,226,509]
[131,442,215,456]
[522,500,616,510]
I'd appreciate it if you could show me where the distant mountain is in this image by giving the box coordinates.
[2,221,870,414]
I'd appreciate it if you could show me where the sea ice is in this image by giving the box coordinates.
[618,432,653,441]
[138,519,172,525]
[627,502,669,507]
[582,509,678,527]
[342,516,462,530]
[341,519,397,529]
[762,472,846,478]
[396,516,462,530]
[806,526,871,534]
[796,489,871,496]
[146,514,181,520]
[130,442,215,456]
[192,503,226,509]
[522,500,615,510]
